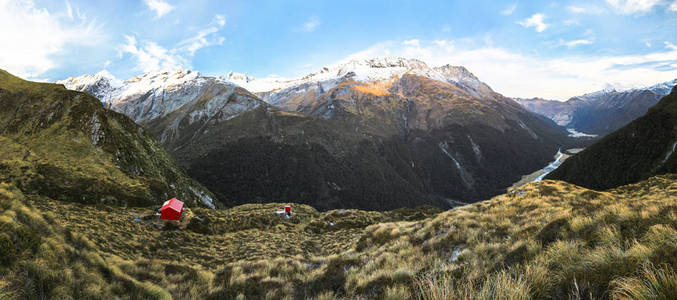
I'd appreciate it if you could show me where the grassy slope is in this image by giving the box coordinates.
[0,69,214,207]
[2,174,674,299]
[0,182,212,299]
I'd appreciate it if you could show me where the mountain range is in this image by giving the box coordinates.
[515,79,676,136]
[58,57,575,210]
[2,63,676,299]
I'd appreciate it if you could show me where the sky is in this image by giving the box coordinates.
[1,0,676,100]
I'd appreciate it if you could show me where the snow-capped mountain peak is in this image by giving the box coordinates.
[225,56,490,96]
[571,78,677,102]
[57,70,122,101]
[57,68,255,123]
[116,69,201,100]
[645,78,677,95]
[220,71,254,83]
[58,69,121,87]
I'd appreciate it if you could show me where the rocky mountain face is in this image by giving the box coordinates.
[58,69,261,124]
[547,86,677,189]
[515,97,580,127]
[515,79,676,136]
[59,58,574,210]
[0,69,215,208]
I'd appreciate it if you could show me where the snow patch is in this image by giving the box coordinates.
[518,120,538,139]
[439,141,474,188]
[567,128,598,138]
[467,135,482,162]
[662,141,677,164]
[190,186,215,209]
[447,246,468,262]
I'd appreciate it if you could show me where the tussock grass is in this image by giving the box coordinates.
[1,174,676,299]
[611,264,677,299]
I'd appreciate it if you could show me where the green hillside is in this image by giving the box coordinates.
[0,69,215,208]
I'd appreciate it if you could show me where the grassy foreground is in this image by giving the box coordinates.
[1,174,676,299]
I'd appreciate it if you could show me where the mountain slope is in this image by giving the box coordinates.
[516,79,676,136]
[547,86,677,189]
[147,103,450,210]
[218,58,575,207]
[60,58,574,210]
[0,69,215,208]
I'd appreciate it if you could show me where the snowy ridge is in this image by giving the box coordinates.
[59,69,242,104]
[573,78,677,101]
[57,70,122,103]
[58,69,252,123]
[225,57,490,94]
[115,69,201,100]
[645,78,677,96]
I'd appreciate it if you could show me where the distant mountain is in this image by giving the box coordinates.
[220,58,574,207]
[547,86,677,189]
[227,57,497,110]
[0,69,215,208]
[515,79,676,136]
[57,69,260,124]
[59,58,574,210]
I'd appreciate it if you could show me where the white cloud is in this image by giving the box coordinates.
[120,35,188,72]
[302,16,321,32]
[605,0,663,14]
[567,5,606,14]
[215,14,226,26]
[403,39,420,47]
[65,0,73,19]
[0,0,104,78]
[121,14,226,72]
[670,1,677,11]
[340,39,677,100]
[665,41,677,50]
[563,19,580,26]
[561,39,594,47]
[518,14,548,32]
[144,0,174,19]
[178,15,227,55]
[568,6,587,13]
[501,3,517,15]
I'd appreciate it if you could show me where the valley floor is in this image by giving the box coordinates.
[510,148,583,189]
[1,174,676,299]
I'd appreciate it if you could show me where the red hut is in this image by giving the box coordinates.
[161,198,183,220]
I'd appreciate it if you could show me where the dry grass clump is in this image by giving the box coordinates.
[406,176,676,300]
[611,263,677,299]
[0,183,219,299]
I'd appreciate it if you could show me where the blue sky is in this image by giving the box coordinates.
[1,0,676,99]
